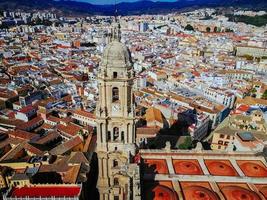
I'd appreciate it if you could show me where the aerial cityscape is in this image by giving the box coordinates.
[0,0,267,200]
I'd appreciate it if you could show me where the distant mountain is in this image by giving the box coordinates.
[0,0,266,16]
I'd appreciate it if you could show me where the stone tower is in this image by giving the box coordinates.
[96,21,140,200]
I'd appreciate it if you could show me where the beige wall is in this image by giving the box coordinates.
[211,132,234,150]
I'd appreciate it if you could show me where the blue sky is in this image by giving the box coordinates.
[75,0,177,5]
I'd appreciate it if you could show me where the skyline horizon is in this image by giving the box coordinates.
[71,0,177,5]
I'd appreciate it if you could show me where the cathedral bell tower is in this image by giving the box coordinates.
[96,20,138,200]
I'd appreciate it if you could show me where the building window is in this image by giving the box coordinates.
[218,145,221,149]
[114,196,119,200]
[107,131,111,141]
[112,87,119,102]
[220,134,224,139]
[113,160,118,167]
[113,72,118,78]
[121,131,124,142]
[226,135,231,140]
[224,141,229,145]
[114,178,119,185]
[218,140,223,145]
[113,127,119,141]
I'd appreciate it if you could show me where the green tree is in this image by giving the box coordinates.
[251,88,257,94]
[141,67,146,72]
[225,28,233,32]
[226,14,267,27]
[178,137,192,149]
[262,90,267,100]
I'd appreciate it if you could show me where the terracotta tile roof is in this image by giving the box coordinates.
[145,107,164,123]
[236,96,267,106]
[0,143,25,162]
[67,152,89,165]
[136,127,160,136]
[4,137,25,146]
[10,185,81,198]
[23,143,43,155]
[59,117,73,124]
[7,129,38,141]
[73,110,96,119]
[49,136,83,155]
[39,123,54,130]
[17,116,43,131]
[0,117,24,128]
[62,94,72,102]
[63,165,81,183]
[0,90,17,100]
[57,123,82,137]
[34,131,61,145]
[35,97,57,107]
[0,138,12,149]
[46,115,61,123]
[18,105,37,114]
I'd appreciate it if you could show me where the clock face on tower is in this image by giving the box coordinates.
[112,103,121,113]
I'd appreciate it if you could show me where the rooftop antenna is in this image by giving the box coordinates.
[115,0,118,22]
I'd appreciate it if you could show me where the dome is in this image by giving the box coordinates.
[205,160,238,176]
[239,162,267,177]
[145,185,178,200]
[183,186,220,200]
[221,186,261,200]
[173,160,203,175]
[101,40,132,69]
[259,186,267,199]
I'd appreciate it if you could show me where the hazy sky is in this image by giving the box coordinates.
[76,0,177,5]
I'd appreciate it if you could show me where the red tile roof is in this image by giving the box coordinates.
[236,105,250,112]
[46,115,61,123]
[18,105,37,114]
[57,123,82,137]
[73,110,96,119]
[17,116,43,131]
[10,186,81,198]
[7,129,38,141]
[49,136,83,155]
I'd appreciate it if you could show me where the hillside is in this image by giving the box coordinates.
[0,0,266,16]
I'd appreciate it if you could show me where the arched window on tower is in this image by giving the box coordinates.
[113,72,118,78]
[127,123,131,142]
[112,87,119,102]
[114,177,119,185]
[113,127,119,141]
[100,123,103,143]
[113,160,118,167]
[121,131,124,142]
[107,131,111,141]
